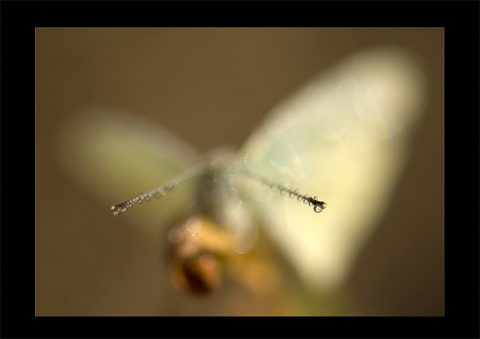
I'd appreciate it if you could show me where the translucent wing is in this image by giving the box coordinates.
[56,107,202,235]
[240,47,426,293]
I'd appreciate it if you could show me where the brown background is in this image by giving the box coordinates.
[36,28,444,315]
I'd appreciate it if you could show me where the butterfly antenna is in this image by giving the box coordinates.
[110,162,208,216]
[242,169,327,213]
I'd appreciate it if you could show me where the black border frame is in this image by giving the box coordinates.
[1,1,479,338]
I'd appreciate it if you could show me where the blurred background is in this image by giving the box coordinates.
[35,28,444,316]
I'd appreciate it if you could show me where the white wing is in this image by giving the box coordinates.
[56,107,202,235]
[240,47,426,294]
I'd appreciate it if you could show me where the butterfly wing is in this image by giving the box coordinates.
[56,107,202,235]
[240,47,426,293]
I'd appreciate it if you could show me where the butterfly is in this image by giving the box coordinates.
[56,46,425,295]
